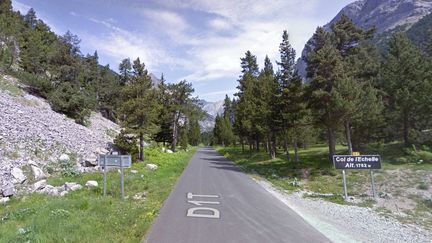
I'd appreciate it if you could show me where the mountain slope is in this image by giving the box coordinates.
[298,0,432,76]
[0,75,119,192]
[199,99,224,132]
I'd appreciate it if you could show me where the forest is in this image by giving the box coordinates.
[0,1,202,160]
[214,15,432,162]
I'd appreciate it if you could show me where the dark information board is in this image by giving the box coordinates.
[333,155,381,170]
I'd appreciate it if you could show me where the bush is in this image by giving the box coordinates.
[12,70,52,98]
[48,82,94,125]
[114,130,138,158]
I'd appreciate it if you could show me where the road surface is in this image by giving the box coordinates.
[144,147,330,243]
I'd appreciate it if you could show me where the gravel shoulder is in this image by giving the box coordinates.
[255,179,432,243]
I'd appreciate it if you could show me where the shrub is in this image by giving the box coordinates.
[12,70,52,98]
[114,130,138,158]
[48,82,94,125]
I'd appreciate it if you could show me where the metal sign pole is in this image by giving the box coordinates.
[342,169,348,200]
[120,158,124,200]
[103,155,107,197]
[370,170,376,198]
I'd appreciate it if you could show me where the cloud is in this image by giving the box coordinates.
[84,17,188,72]
[12,0,31,14]
[199,89,237,99]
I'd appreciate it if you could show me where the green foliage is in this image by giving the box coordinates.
[48,82,94,125]
[113,130,138,158]
[380,33,431,145]
[214,115,235,146]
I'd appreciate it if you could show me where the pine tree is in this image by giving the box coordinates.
[120,58,160,160]
[380,33,429,145]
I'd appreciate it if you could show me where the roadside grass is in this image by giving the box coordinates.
[216,143,432,205]
[0,148,196,243]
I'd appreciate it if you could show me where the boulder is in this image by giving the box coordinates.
[11,167,27,184]
[33,180,47,191]
[2,186,15,197]
[85,180,98,188]
[59,191,68,197]
[84,154,98,167]
[31,165,47,180]
[59,154,70,162]
[40,185,60,196]
[0,197,10,204]
[64,182,82,191]
[166,149,173,154]
[97,147,109,154]
[146,164,158,170]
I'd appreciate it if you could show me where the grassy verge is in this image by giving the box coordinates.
[216,143,431,202]
[0,148,196,243]
[216,144,432,228]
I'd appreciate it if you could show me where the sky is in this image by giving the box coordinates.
[12,0,354,101]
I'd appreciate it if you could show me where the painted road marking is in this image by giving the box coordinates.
[186,192,221,219]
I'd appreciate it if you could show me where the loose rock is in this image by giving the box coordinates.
[64,182,82,191]
[2,186,15,197]
[59,154,70,162]
[0,197,10,204]
[31,165,47,180]
[85,180,98,188]
[146,164,158,170]
[130,170,138,174]
[11,167,26,184]
[33,180,47,191]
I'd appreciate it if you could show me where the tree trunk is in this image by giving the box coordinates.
[171,111,179,152]
[270,133,276,159]
[403,114,409,146]
[256,135,260,151]
[345,121,353,155]
[293,139,299,163]
[139,132,145,161]
[284,136,291,161]
[327,126,336,161]
[241,137,245,153]
[265,137,269,153]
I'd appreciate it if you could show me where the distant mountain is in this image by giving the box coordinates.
[149,73,161,87]
[298,0,432,77]
[198,99,224,132]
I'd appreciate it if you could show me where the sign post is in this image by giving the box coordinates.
[99,154,131,200]
[333,154,381,200]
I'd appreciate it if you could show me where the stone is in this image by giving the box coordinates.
[130,170,138,174]
[166,149,173,154]
[40,185,60,196]
[11,167,27,184]
[132,192,146,200]
[0,197,10,204]
[33,180,47,191]
[2,186,15,197]
[84,154,98,166]
[97,147,109,154]
[161,147,166,153]
[28,160,38,166]
[31,165,47,180]
[59,154,70,162]
[146,164,158,170]
[85,180,98,188]
[60,191,68,197]
[64,182,83,191]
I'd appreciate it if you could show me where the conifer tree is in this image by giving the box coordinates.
[120,58,160,160]
[380,33,430,145]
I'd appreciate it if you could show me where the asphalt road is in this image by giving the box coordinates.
[144,147,330,243]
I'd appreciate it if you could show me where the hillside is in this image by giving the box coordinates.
[0,74,119,195]
[298,0,432,76]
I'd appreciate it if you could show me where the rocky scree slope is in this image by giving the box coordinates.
[0,75,119,197]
